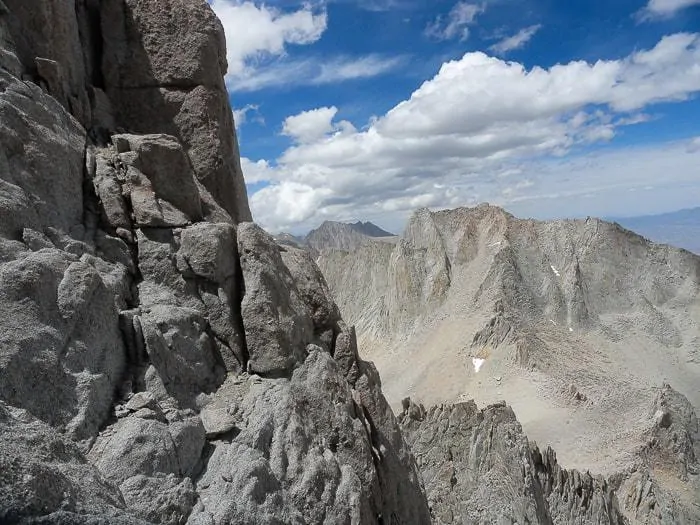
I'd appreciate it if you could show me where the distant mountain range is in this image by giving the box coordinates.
[274,220,396,253]
[610,207,700,254]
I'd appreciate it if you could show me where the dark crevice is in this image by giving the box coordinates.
[361,404,383,469]
[83,0,105,89]
[81,141,101,245]
[233,241,250,367]
[254,368,292,380]
[329,327,339,358]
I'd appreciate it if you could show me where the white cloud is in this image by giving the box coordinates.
[209,1,327,77]
[643,0,700,17]
[251,182,334,230]
[240,157,277,184]
[282,107,339,143]
[426,2,483,41]
[489,25,542,54]
[232,104,263,128]
[314,55,407,84]
[227,54,404,92]
[246,33,700,233]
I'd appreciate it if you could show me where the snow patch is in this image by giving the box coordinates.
[472,357,485,373]
[550,265,560,276]
[488,241,502,247]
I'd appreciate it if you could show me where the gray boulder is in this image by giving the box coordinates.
[88,416,181,484]
[140,305,225,406]
[0,68,85,236]
[190,348,431,525]
[0,249,125,442]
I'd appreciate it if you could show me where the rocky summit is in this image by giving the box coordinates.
[0,1,429,523]
[1,1,698,525]
[275,220,397,257]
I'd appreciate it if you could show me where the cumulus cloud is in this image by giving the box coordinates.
[643,0,700,18]
[425,2,483,41]
[489,25,542,54]
[243,33,700,233]
[282,107,339,143]
[240,158,277,184]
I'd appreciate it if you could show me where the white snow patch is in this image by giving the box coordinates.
[472,357,486,373]
[568,326,573,332]
[550,265,560,276]
[550,319,557,326]
[488,241,502,247]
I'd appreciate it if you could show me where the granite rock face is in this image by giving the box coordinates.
[100,0,250,223]
[0,1,430,523]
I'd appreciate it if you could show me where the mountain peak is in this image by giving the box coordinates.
[306,220,395,251]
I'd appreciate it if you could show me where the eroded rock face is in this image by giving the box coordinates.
[7,2,685,524]
[399,399,627,525]
[0,1,431,523]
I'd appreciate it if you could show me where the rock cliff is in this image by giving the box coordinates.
[0,1,430,523]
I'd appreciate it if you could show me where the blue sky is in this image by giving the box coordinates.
[209,0,700,233]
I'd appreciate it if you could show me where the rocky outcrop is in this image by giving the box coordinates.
[614,384,700,524]
[399,398,627,525]
[0,1,430,523]
[641,383,699,481]
[0,401,143,523]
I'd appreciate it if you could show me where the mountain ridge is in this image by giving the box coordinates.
[318,203,700,523]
